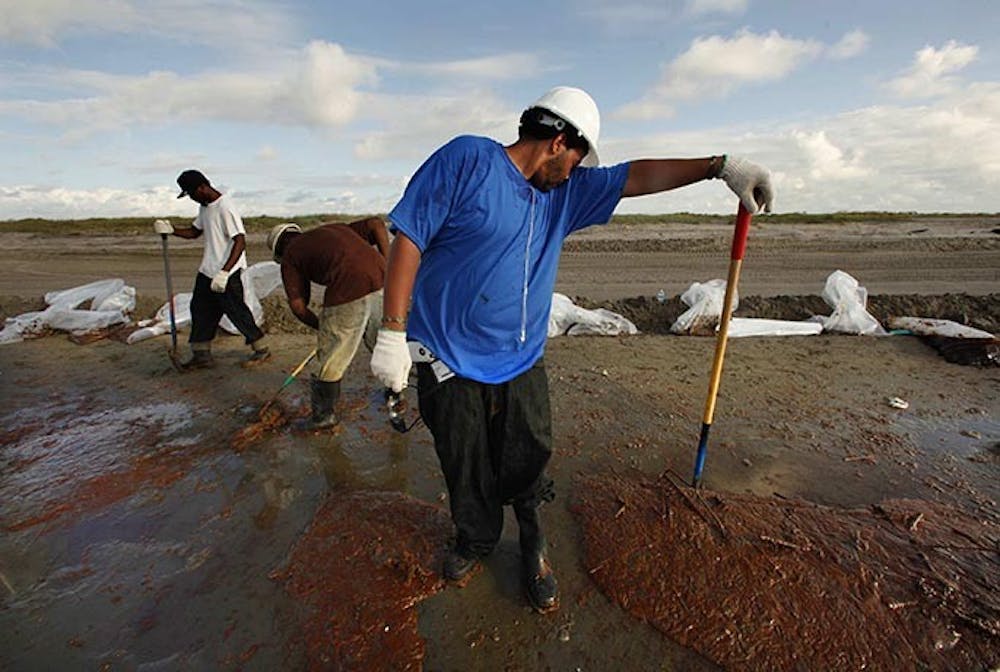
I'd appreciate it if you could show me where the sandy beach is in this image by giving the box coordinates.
[1,215,998,670]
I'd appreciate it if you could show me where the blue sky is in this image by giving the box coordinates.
[1,0,998,219]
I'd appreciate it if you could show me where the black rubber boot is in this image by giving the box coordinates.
[443,548,480,583]
[515,501,558,613]
[180,348,215,370]
[309,376,340,429]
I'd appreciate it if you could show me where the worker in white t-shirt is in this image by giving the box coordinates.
[152,169,269,369]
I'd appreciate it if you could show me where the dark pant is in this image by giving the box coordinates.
[189,271,264,346]
[417,361,553,558]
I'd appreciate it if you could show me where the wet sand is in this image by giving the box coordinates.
[0,217,998,670]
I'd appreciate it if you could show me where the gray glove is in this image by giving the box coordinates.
[718,156,774,214]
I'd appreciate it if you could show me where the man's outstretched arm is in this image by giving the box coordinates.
[623,156,773,213]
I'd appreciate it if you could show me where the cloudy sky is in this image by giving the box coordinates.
[1,0,998,220]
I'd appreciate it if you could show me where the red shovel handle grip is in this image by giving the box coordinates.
[731,202,752,260]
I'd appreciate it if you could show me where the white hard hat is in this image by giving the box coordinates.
[530,86,601,167]
[267,222,301,262]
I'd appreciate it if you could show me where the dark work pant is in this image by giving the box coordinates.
[417,361,553,558]
[189,271,264,346]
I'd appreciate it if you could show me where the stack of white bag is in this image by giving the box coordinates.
[814,269,886,335]
[668,270,884,337]
[0,279,136,345]
[670,278,823,337]
[670,279,740,335]
[127,261,282,344]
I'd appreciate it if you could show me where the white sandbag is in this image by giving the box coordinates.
[126,293,193,344]
[814,270,885,335]
[94,285,136,314]
[44,278,121,308]
[44,278,134,313]
[0,311,48,344]
[245,261,282,301]
[154,293,193,326]
[671,279,737,335]
[728,318,823,338]
[548,293,637,337]
[47,308,130,333]
[887,317,995,339]
[1,279,135,344]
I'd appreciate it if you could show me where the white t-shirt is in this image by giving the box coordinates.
[192,194,249,277]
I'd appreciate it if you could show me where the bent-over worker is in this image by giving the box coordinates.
[268,218,389,429]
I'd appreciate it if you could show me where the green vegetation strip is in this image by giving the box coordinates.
[1,212,996,235]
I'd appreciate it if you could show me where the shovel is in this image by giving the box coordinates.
[159,231,183,371]
[259,349,317,419]
[692,201,752,488]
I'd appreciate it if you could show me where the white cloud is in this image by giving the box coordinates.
[602,78,1000,214]
[0,172,407,219]
[0,41,550,140]
[6,71,1000,221]
[394,53,547,81]
[0,183,179,218]
[616,30,823,119]
[353,90,515,162]
[0,0,296,52]
[284,41,378,127]
[8,78,1000,218]
[0,40,378,132]
[828,30,870,60]
[792,130,870,180]
[686,0,747,16]
[887,40,978,99]
[6,75,1000,218]
[0,0,132,47]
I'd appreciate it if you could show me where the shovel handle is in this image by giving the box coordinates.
[259,349,317,418]
[287,349,317,382]
[731,203,752,261]
[692,202,753,487]
[160,233,179,352]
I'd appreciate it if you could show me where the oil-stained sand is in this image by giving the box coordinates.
[276,490,452,670]
[575,470,999,671]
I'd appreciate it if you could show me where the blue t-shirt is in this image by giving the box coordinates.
[389,135,629,383]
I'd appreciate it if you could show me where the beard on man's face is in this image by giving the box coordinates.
[530,155,569,192]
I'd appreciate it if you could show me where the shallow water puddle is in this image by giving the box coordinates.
[1,401,199,531]
[892,413,1000,460]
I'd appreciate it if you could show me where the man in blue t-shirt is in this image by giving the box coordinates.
[371,86,774,614]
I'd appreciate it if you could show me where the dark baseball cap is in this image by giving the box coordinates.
[176,169,209,198]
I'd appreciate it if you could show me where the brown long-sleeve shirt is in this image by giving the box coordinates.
[280,220,387,307]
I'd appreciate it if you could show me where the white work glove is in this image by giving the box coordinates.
[153,219,174,235]
[210,269,231,293]
[370,328,411,393]
[718,156,774,214]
